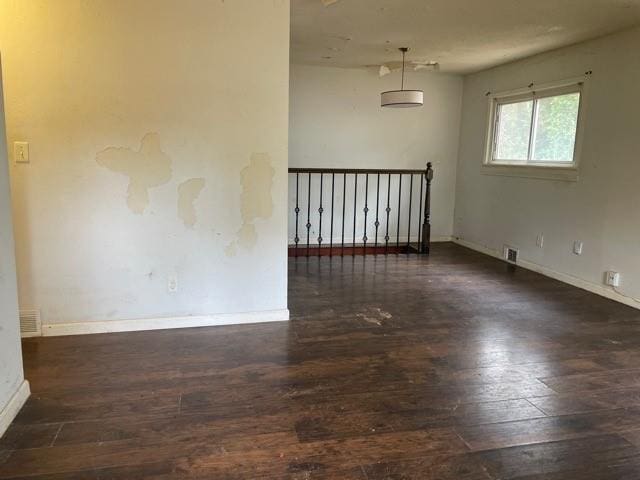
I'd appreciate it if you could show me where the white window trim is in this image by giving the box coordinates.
[482,76,589,182]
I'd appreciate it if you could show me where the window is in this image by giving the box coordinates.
[485,82,584,174]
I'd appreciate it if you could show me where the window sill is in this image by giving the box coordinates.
[481,163,578,182]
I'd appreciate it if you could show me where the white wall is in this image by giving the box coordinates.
[0,58,27,436]
[289,64,463,243]
[455,27,640,305]
[0,0,290,331]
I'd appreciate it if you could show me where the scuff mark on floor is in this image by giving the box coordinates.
[177,178,206,228]
[358,315,382,326]
[96,133,172,214]
[225,153,275,256]
[356,306,393,326]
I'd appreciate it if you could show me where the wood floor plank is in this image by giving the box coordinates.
[180,429,467,478]
[51,412,295,449]
[360,453,493,480]
[473,434,640,479]
[0,462,176,480]
[456,408,640,451]
[294,398,545,442]
[0,423,62,450]
[528,386,640,416]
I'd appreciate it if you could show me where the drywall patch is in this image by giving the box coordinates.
[96,133,172,214]
[178,178,206,228]
[225,153,275,256]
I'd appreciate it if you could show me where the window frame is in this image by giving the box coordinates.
[482,77,588,181]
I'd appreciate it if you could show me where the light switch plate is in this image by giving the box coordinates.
[573,241,583,255]
[14,141,29,163]
[168,274,178,293]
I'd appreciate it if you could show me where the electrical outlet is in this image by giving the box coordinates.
[605,271,620,287]
[573,241,583,255]
[536,234,544,248]
[168,274,178,293]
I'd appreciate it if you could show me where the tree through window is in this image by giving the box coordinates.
[488,83,582,167]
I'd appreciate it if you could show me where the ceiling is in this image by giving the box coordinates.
[291,0,640,74]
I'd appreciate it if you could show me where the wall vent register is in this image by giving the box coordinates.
[504,246,519,264]
[20,310,42,337]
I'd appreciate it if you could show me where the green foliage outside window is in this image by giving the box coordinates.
[493,91,580,164]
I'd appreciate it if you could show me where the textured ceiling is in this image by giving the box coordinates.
[291,0,640,73]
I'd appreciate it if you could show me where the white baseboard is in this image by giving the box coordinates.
[453,238,507,260]
[431,235,453,243]
[0,380,30,439]
[42,308,290,337]
[453,237,640,311]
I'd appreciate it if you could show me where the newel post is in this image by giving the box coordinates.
[420,162,433,254]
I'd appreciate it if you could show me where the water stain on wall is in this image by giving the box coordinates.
[225,153,275,256]
[178,178,206,228]
[96,133,172,214]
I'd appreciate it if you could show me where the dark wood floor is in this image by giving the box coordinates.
[3,243,640,479]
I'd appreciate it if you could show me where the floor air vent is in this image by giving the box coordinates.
[20,310,42,337]
[503,246,518,264]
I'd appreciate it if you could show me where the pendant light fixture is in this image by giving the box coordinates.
[380,48,424,108]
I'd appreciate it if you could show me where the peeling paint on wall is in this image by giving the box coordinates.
[225,153,275,256]
[96,133,172,214]
[177,178,205,228]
